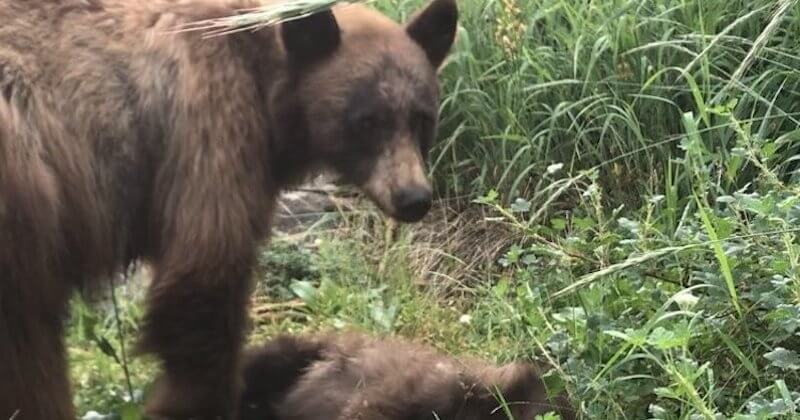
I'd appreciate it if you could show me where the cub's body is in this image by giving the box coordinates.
[240,333,577,420]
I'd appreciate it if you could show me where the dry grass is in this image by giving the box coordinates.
[406,205,519,295]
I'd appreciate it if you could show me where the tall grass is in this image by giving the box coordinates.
[186,0,800,207]
[418,0,800,207]
[378,1,800,418]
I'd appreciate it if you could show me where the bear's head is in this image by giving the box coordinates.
[271,0,458,223]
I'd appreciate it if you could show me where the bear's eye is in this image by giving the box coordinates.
[410,111,434,135]
[354,113,381,133]
[411,111,435,148]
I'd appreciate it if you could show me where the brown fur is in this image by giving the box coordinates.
[0,0,457,418]
[239,333,577,420]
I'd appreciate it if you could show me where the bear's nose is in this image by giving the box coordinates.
[392,187,432,223]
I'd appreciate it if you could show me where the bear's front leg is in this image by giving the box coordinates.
[139,240,258,419]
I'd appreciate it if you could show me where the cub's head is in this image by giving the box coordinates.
[274,0,458,223]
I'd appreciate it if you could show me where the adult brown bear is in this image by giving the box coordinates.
[238,333,577,420]
[0,0,458,418]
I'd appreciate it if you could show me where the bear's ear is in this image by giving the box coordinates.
[488,363,545,402]
[281,9,341,68]
[480,363,548,417]
[405,0,458,69]
[482,363,576,419]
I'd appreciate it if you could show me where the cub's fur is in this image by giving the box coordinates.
[0,0,457,418]
[240,333,577,420]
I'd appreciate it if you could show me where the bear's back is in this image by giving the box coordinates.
[278,334,469,420]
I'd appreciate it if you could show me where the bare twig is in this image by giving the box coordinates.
[252,299,307,314]
[110,272,135,402]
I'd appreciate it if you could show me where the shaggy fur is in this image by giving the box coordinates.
[239,333,577,420]
[0,0,457,418]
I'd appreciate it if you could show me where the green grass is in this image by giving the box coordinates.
[69,183,800,419]
[67,0,800,418]
[425,0,800,207]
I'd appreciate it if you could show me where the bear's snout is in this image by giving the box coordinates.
[392,186,432,222]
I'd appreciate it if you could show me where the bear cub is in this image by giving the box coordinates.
[239,333,576,420]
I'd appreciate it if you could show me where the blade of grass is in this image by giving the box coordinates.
[694,194,742,316]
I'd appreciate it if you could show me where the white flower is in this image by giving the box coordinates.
[673,290,699,310]
[547,163,564,174]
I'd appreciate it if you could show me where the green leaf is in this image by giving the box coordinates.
[647,326,688,350]
[370,301,398,332]
[653,386,680,400]
[290,280,319,305]
[493,279,510,297]
[534,413,562,420]
[604,328,647,346]
[764,348,800,371]
[510,197,532,213]
[541,369,566,398]
[474,190,499,205]
[573,217,595,230]
[761,143,777,160]
[715,217,734,240]
[550,218,567,231]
